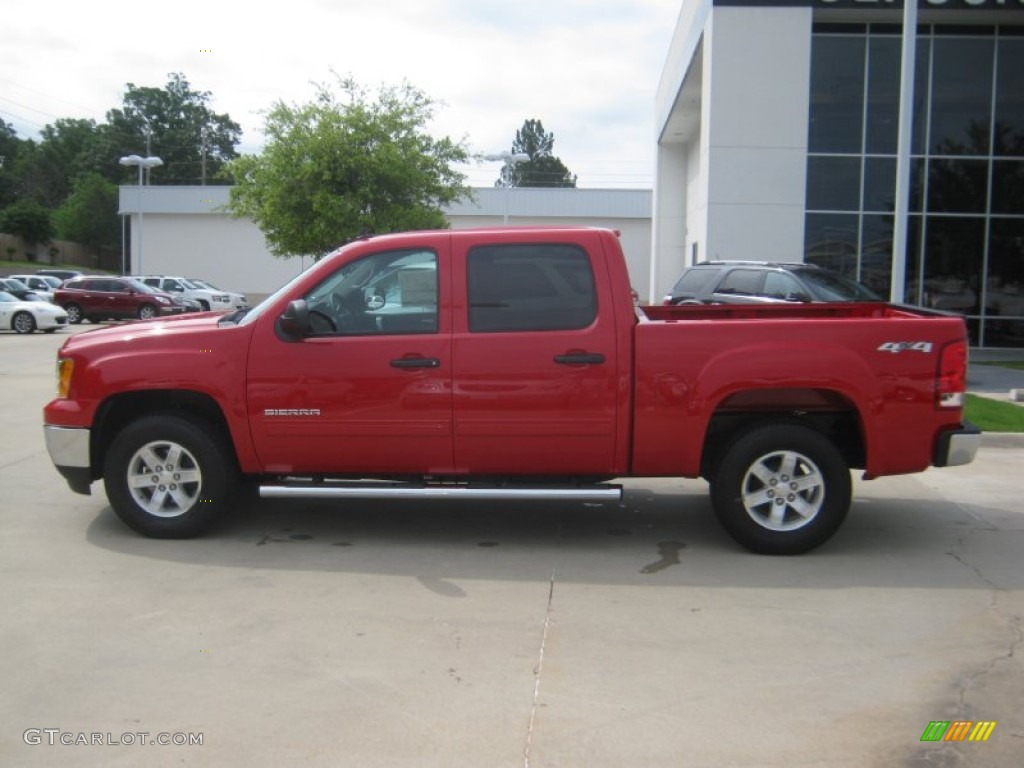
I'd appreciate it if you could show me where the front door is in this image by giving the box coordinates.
[247,245,454,475]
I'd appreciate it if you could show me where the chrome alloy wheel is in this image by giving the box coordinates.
[740,450,824,532]
[126,440,202,518]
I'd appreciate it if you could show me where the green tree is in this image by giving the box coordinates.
[228,76,471,257]
[0,198,54,249]
[12,119,113,208]
[497,119,576,188]
[53,173,119,252]
[106,72,241,185]
[0,119,23,209]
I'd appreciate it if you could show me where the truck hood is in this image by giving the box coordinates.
[59,313,241,354]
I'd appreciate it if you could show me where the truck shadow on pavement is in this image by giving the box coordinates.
[83,482,1024,593]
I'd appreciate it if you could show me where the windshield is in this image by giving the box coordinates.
[796,269,882,302]
[124,278,160,294]
[232,269,312,327]
[0,290,16,302]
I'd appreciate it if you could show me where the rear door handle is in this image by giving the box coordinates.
[390,357,441,369]
[554,353,605,365]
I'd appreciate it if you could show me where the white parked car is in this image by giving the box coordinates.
[9,274,62,298]
[0,290,68,333]
[138,276,243,312]
[185,278,248,310]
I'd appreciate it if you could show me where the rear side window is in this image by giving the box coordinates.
[672,268,720,295]
[467,244,597,332]
[763,272,810,301]
[716,269,764,296]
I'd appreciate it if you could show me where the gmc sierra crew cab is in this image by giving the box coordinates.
[43,227,980,554]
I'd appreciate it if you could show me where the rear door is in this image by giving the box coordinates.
[450,233,620,475]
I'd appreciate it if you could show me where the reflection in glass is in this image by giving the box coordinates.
[806,156,861,211]
[805,213,859,275]
[991,161,1024,215]
[861,214,894,298]
[986,219,1024,318]
[809,36,866,154]
[929,37,994,156]
[927,159,989,213]
[905,215,924,305]
[923,217,985,316]
[863,157,896,212]
[995,39,1024,157]
[866,36,900,155]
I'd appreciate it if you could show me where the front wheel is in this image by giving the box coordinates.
[12,311,36,334]
[64,303,83,324]
[709,423,851,555]
[137,303,158,320]
[103,414,235,538]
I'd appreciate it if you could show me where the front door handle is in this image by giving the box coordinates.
[390,357,441,369]
[554,352,605,365]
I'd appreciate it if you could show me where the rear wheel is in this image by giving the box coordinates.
[709,422,851,555]
[64,303,83,324]
[103,414,235,538]
[12,311,36,334]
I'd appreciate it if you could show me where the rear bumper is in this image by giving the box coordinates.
[933,421,982,468]
[43,424,92,495]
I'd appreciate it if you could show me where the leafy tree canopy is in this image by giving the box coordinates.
[53,172,120,251]
[0,198,54,246]
[496,119,577,188]
[106,72,241,185]
[228,75,471,258]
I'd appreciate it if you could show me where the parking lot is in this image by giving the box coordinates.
[1,325,1022,767]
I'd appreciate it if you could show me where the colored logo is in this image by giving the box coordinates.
[920,721,996,742]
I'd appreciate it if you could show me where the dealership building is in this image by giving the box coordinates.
[653,0,1024,346]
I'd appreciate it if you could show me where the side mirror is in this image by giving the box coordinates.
[366,293,386,311]
[277,299,311,341]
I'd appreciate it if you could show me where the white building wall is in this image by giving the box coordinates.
[703,5,812,263]
[120,186,652,300]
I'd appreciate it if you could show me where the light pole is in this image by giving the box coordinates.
[484,151,530,224]
[119,154,163,274]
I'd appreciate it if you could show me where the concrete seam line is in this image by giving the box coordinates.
[523,567,556,768]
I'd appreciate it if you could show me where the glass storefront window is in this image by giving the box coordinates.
[927,158,989,213]
[863,157,896,212]
[929,37,995,156]
[806,156,861,211]
[805,213,859,275]
[991,160,1024,215]
[923,217,985,316]
[809,36,866,154]
[995,39,1024,157]
[986,219,1024,318]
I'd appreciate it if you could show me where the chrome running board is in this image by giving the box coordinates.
[259,480,622,502]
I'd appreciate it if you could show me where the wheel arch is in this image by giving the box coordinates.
[700,387,866,480]
[90,390,237,481]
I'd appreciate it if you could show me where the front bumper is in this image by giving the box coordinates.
[933,421,982,468]
[43,424,92,494]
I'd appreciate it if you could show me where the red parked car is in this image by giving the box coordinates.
[54,276,186,324]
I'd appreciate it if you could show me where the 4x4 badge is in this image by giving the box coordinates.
[877,341,933,354]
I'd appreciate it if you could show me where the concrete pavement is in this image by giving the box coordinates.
[0,326,1021,767]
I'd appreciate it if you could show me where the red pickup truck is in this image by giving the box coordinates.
[43,227,979,554]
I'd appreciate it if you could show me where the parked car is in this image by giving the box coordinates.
[0,277,47,303]
[663,261,882,305]
[3,276,55,304]
[54,276,186,324]
[138,275,240,312]
[185,278,248,310]
[9,274,62,294]
[129,278,201,313]
[0,290,67,334]
[35,268,84,283]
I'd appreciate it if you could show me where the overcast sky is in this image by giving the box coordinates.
[1,0,683,189]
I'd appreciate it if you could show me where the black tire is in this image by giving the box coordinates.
[103,414,236,538]
[198,300,210,311]
[64,303,83,324]
[137,303,158,320]
[709,422,851,555]
[12,311,36,334]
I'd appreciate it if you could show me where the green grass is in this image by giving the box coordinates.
[973,360,1024,371]
[964,394,1024,433]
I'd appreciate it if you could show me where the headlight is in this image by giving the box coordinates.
[157,297,171,305]
[214,294,228,302]
[57,357,74,398]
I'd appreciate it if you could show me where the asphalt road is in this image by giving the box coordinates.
[1,324,1021,767]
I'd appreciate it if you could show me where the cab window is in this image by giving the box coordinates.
[467,244,597,332]
[302,249,438,335]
